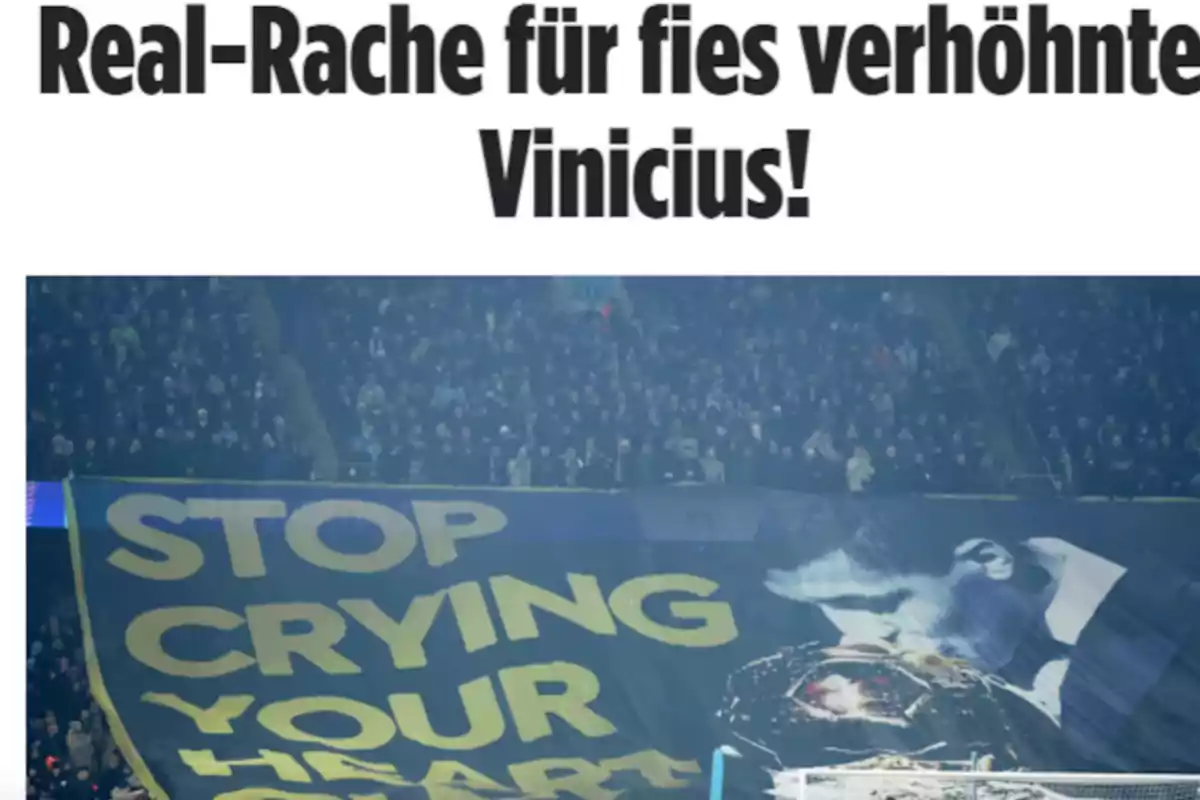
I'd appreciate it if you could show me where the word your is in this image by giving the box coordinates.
[146,662,629,751]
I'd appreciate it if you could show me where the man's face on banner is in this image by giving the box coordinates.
[765,538,1038,670]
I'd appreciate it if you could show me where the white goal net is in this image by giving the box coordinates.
[776,770,1200,800]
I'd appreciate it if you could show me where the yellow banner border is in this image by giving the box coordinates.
[83,475,1200,503]
[66,481,170,800]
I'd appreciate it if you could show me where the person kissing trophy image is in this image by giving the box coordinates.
[716,498,1200,796]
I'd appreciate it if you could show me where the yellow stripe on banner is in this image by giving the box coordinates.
[1130,495,1200,503]
[98,474,616,493]
[65,480,170,800]
[922,493,1019,502]
[80,475,1200,502]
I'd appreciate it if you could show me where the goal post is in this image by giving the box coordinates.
[776,769,1200,800]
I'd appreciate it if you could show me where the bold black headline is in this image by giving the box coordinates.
[41,3,1200,219]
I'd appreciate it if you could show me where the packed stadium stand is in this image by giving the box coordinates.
[27,278,306,483]
[961,278,1200,497]
[25,276,1200,800]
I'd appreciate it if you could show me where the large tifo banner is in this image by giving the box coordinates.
[68,480,1200,800]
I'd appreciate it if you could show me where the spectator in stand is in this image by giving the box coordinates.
[846,444,875,493]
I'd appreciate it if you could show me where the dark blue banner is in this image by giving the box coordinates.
[67,480,1200,800]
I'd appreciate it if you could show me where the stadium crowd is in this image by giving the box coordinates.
[25,275,1200,798]
[26,536,145,800]
[29,276,1200,497]
[968,278,1200,497]
[272,277,1008,493]
[27,277,306,484]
